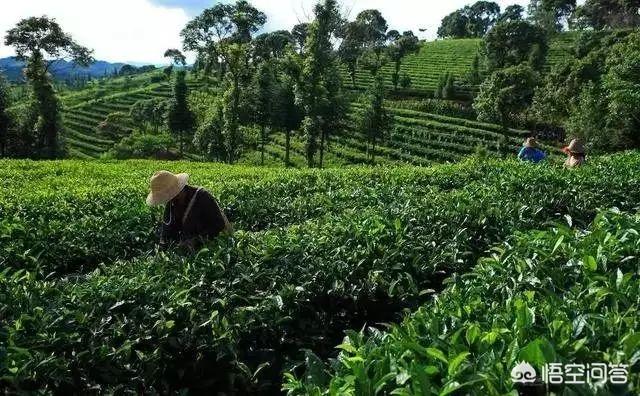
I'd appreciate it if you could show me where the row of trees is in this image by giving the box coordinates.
[439,0,640,39]
[179,0,404,167]
[337,10,420,91]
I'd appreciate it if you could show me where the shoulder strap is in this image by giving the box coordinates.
[182,187,202,225]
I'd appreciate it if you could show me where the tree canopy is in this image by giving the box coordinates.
[484,20,548,71]
[437,1,501,38]
[4,16,94,66]
[528,0,577,32]
[163,49,187,66]
[181,1,266,75]
[574,0,640,29]
[474,64,539,126]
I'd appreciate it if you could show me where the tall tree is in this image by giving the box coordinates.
[474,64,539,127]
[337,21,365,88]
[164,49,187,66]
[279,50,304,167]
[181,1,266,78]
[0,74,10,157]
[575,0,640,30]
[5,17,93,158]
[437,10,470,39]
[130,98,168,132]
[4,16,93,158]
[484,20,548,72]
[604,32,640,148]
[437,1,501,38]
[387,30,420,91]
[355,9,389,77]
[231,0,268,43]
[221,44,250,163]
[528,0,577,33]
[467,1,502,37]
[252,30,294,61]
[193,98,225,161]
[358,75,392,164]
[497,4,525,23]
[291,23,310,54]
[167,70,195,155]
[297,0,343,168]
[252,59,277,165]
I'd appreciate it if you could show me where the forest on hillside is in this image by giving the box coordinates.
[0,0,638,165]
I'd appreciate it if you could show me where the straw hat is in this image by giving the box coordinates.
[524,137,537,148]
[146,171,189,206]
[564,139,586,155]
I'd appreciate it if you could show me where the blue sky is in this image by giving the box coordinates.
[150,0,215,15]
[0,0,537,64]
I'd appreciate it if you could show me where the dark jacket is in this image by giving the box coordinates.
[160,185,227,249]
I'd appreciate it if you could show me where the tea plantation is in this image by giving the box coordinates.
[61,79,557,166]
[62,79,203,160]
[340,34,575,96]
[57,35,576,165]
[1,152,639,394]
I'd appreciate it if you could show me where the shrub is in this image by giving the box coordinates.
[399,73,412,89]
[105,131,174,159]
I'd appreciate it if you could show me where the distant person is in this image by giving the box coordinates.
[517,137,546,163]
[562,139,586,168]
[146,171,232,251]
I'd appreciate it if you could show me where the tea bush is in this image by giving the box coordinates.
[286,209,640,395]
[1,152,639,393]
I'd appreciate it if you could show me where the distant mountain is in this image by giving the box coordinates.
[0,57,126,82]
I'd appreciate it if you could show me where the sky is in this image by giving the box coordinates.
[0,0,532,64]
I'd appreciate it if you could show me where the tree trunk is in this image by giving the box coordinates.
[179,130,184,156]
[230,75,240,164]
[371,136,377,165]
[366,139,370,163]
[261,125,265,166]
[285,129,291,167]
[319,128,326,169]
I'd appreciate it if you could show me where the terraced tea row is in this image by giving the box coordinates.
[62,82,200,158]
[244,102,554,168]
[342,34,576,96]
[340,39,482,95]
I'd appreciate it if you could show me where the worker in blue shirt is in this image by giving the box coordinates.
[518,137,546,163]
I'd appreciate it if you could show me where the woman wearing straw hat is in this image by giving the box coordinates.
[517,137,546,163]
[147,171,232,251]
[562,139,587,168]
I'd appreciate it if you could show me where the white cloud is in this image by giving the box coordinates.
[0,0,190,64]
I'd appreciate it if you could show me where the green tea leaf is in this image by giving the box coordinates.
[582,255,597,271]
[426,347,448,364]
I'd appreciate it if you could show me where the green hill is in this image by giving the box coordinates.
[57,33,578,164]
[342,34,576,97]
[341,38,483,96]
[61,76,558,166]
[61,78,202,159]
